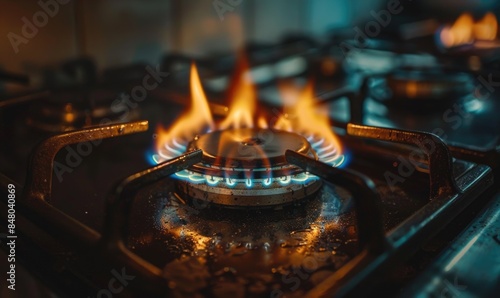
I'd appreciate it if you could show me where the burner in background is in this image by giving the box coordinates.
[26,92,139,132]
[19,58,143,132]
[369,70,474,108]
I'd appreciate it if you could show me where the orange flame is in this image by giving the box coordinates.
[440,12,498,48]
[214,128,271,178]
[219,55,256,129]
[155,56,342,163]
[257,115,268,129]
[155,63,214,153]
[275,81,342,154]
[474,12,498,40]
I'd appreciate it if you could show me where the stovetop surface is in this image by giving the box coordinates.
[1,39,500,297]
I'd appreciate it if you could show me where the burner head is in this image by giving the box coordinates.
[191,128,316,171]
[370,70,473,107]
[27,93,139,132]
[176,128,322,208]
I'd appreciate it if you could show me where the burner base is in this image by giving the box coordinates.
[177,178,322,208]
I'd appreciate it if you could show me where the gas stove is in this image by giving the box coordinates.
[2,3,500,298]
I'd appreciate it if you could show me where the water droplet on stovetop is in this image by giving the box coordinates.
[290,228,312,235]
[280,242,290,248]
[331,242,342,249]
[215,266,237,277]
[232,246,248,256]
[345,239,357,245]
[248,281,267,294]
[271,266,288,275]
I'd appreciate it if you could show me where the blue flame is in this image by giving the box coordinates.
[226,178,236,187]
[291,172,310,182]
[206,175,223,185]
[279,176,292,185]
[148,135,349,189]
[166,169,324,189]
[337,150,351,169]
[145,150,159,166]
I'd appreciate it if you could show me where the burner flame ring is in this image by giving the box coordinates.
[185,128,317,179]
[153,128,345,208]
[178,128,323,207]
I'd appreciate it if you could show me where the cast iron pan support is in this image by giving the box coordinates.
[285,150,387,254]
[21,121,149,248]
[306,124,479,298]
[101,149,203,295]
[347,123,459,199]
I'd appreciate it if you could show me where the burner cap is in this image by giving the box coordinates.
[190,128,314,170]
[185,128,318,178]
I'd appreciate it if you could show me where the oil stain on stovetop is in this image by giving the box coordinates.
[126,171,426,297]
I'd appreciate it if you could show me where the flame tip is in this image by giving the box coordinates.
[440,11,498,48]
[155,55,343,163]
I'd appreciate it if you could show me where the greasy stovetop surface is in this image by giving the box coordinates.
[1,95,484,295]
[0,60,499,296]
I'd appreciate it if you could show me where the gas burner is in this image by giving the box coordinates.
[154,128,345,208]
[369,70,473,107]
[26,92,139,132]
